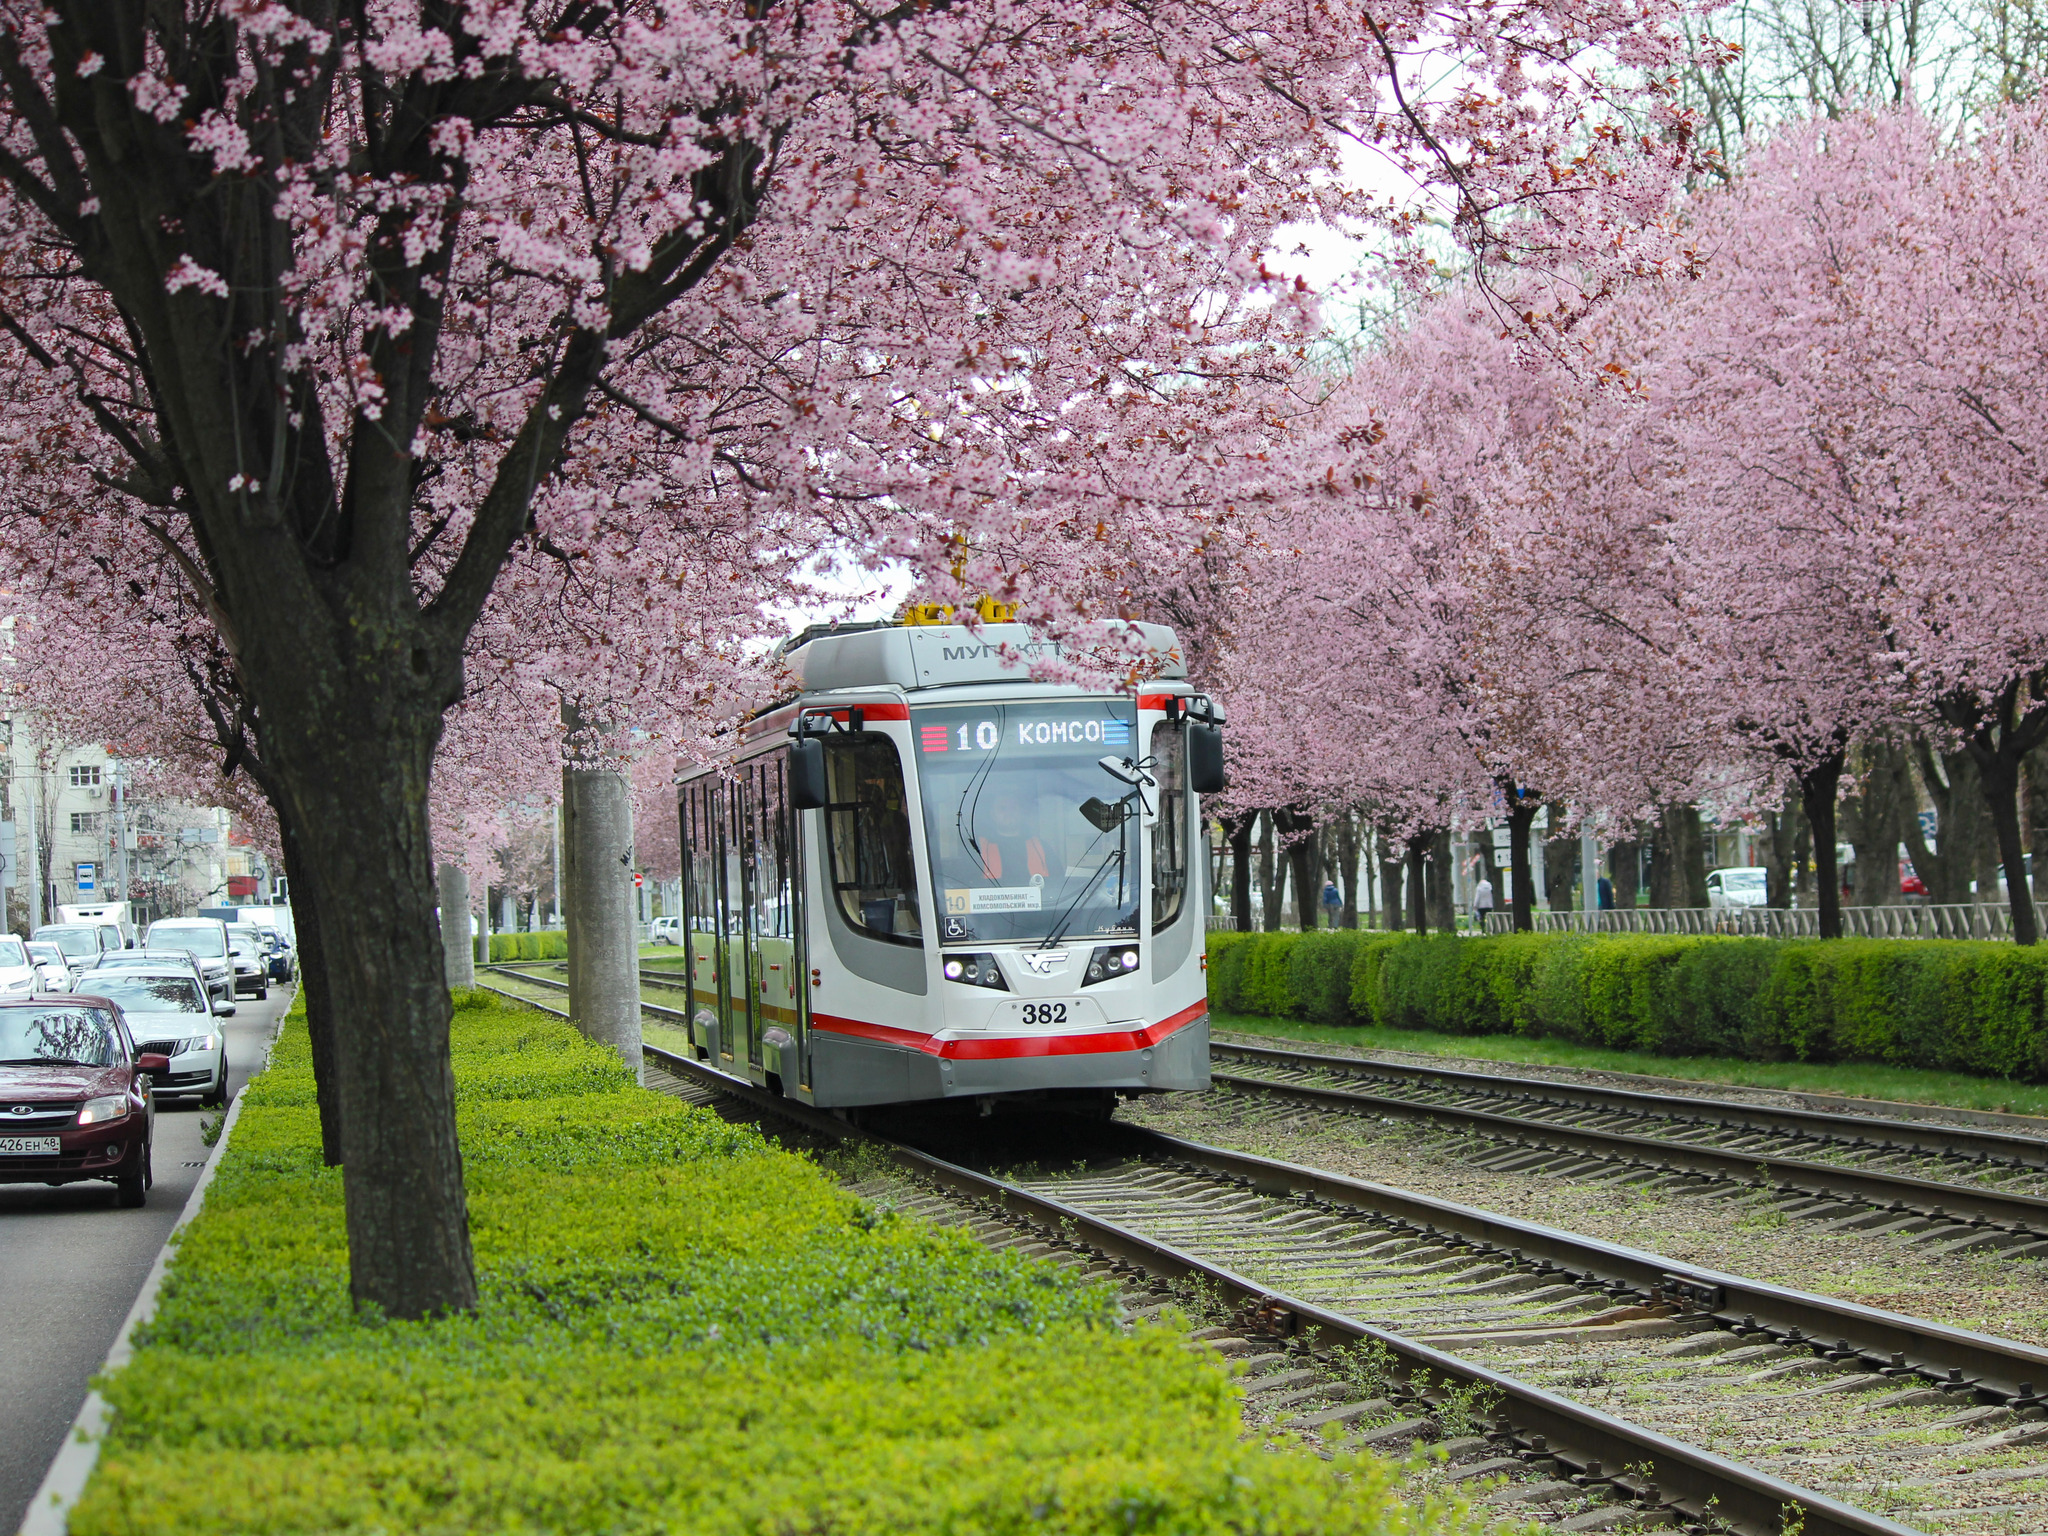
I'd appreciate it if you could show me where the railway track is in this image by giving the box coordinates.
[476,969,2048,1535]
[1203,1041,2048,1256]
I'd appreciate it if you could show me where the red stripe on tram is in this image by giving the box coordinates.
[809,1000,1207,1061]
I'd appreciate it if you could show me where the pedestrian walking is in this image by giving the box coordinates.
[1472,875,1494,930]
[1320,879,1342,927]
[1597,874,1615,910]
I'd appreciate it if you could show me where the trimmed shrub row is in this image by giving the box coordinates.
[74,989,1486,1535]
[487,929,568,960]
[1207,929,2048,1081]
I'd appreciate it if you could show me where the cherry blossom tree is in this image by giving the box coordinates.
[1627,102,2048,939]
[0,0,1703,1315]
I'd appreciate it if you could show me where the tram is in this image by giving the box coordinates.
[675,611,1225,1111]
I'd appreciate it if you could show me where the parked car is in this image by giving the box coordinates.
[1705,866,1770,909]
[25,942,73,992]
[0,935,40,998]
[0,997,163,1205]
[32,923,108,977]
[141,919,234,1004]
[264,931,295,983]
[1901,857,1927,897]
[76,971,228,1107]
[225,927,270,1000]
[650,916,682,945]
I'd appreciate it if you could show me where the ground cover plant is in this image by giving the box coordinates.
[71,990,1488,1535]
[1209,930,2048,1092]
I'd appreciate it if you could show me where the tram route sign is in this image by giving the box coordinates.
[944,887,1043,914]
[915,709,1132,756]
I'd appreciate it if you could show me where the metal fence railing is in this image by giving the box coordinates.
[1205,903,2034,940]
[1482,904,2031,940]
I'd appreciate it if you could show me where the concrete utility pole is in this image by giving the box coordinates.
[561,704,642,1081]
[438,863,474,989]
[1582,828,1599,916]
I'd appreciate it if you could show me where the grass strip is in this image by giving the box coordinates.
[71,989,1486,1535]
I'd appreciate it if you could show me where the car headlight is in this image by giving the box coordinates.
[77,1094,129,1126]
[181,1034,220,1055]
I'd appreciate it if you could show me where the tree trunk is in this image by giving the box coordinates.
[1840,741,1909,908]
[1225,814,1254,932]
[1980,753,2037,944]
[1543,834,1580,910]
[264,702,477,1320]
[1609,835,1641,908]
[1797,752,1847,940]
[2027,747,2048,904]
[1505,791,1540,933]
[1426,827,1455,932]
[1405,834,1429,935]
[1276,809,1318,932]
[1379,824,1406,932]
[1338,813,1360,929]
[1257,812,1280,932]
[439,862,475,989]
[1758,805,1800,910]
[278,811,342,1168]
[1648,804,1707,908]
[1940,680,2048,946]
[1908,738,1990,904]
[562,756,645,1077]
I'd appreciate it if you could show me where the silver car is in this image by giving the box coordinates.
[140,920,234,1004]
[77,970,229,1107]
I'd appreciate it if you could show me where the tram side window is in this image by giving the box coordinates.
[1150,720,1188,931]
[747,758,795,939]
[823,735,923,944]
[681,783,723,934]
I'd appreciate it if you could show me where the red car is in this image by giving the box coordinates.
[0,996,165,1206]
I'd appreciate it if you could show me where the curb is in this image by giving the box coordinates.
[14,1008,281,1536]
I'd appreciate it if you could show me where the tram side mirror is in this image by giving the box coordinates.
[1189,722,1226,795]
[789,738,828,811]
[1080,796,1127,833]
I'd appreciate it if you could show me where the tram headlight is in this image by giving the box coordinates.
[1082,945,1140,985]
[942,953,1009,990]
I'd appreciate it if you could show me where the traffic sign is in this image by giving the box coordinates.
[76,861,96,891]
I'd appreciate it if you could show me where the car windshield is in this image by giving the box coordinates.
[34,926,100,958]
[0,938,28,969]
[913,700,1144,946]
[149,925,226,958]
[88,975,205,1015]
[0,1006,117,1066]
[25,944,62,966]
[228,930,264,954]
[1725,871,1766,889]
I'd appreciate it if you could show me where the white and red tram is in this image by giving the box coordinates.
[675,616,1224,1111]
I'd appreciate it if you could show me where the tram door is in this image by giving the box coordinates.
[735,753,808,1089]
[679,777,733,1064]
[679,753,809,1090]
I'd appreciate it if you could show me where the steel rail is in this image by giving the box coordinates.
[475,973,1925,1536]
[1213,1039,2048,1164]
[1209,1065,2048,1237]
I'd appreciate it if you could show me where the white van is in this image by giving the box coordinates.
[59,900,138,950]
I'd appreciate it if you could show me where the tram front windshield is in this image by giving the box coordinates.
[913,701,1144,947]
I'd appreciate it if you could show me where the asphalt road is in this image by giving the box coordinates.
[0,981,292,1533]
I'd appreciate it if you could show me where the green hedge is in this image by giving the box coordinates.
[488,929,568,961]
[73,990,1486,1536]
[1207,929,2048,1081]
